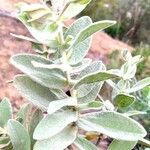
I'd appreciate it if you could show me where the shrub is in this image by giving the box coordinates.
[0,0,150,150]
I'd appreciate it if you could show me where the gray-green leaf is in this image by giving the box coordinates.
[33,109,78,140]
[14,75,61,110]
[10,54,68,89]
[34,125,78,150]
[70,20,116,49]
[74,71,119,89]
[61,1,92,20]
[48,97,77,114]
[65,16,92,65]
[0,98,12,127]
[7,119,31,150]
[108,140,137,150]
[78,111,146,141]
[126,77,150,93]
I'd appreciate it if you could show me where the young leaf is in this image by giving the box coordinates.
[34,125,78,150]
[65,16,92,65]
[74,136,97,150]
[33,109,78,140]
[114,93,135,108]
[14,75,61,110]
[70,58,92,73]
[60,0,92,20]
[74,71,119,89]
[70,20,116,49]
[76,61,106,104]
[78,111,146,141]
[48,97,77,114]
[7,119,31,150]
[77,83,103,104]
[18,12,60,46]
[126,77,150,93]
[108,140,137,150]
[0,98,12,127]
[79,101,103,111]
[10,54,68,89]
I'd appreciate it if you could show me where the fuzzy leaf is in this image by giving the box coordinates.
[18,12,60,46]
[0,98,12,127]
[108,140,137,150]
[79,101,103,111]
[78,111,146,141]
[70,58,92,73]
[33,109,77,140]
[74,136,97,150]
[65,16,92,65]
[7,119,31,150]
[14,75,61,110]
[70,20,116,49]
[76,61,106,104]
[61,1,92,20]
[127,77,150,93]
[34,125,78,150]
[11,54,68,89]
[114,93,135,108]
[48,97,77,114]
[74,71,119,89]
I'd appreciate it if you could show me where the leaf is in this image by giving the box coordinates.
[27,9,50,22]
[48,97,77,114]
[61,1,92,20]
[33,109,78,140]
[65,16,92,65]
[108,140,137,150]
[76,61,106,104]
[34,125,78,150]
[14,75,61,110]
[78,111,147,141]
[126,77,150,93]
[28,109,43,149]
[17,103,32,127]
[10,54,68,89]
[7,119,31,150]
[124,111,146,117]
[70,58,92,73]
[114,93,135,108]
[74,71,119,89]
[0,98,12,127]
[18,12,60,46]
[79,101,103,111]
[70,20,116,49]
[74,136,97,150]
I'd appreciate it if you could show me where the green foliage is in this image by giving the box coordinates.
[0,0,149,150]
